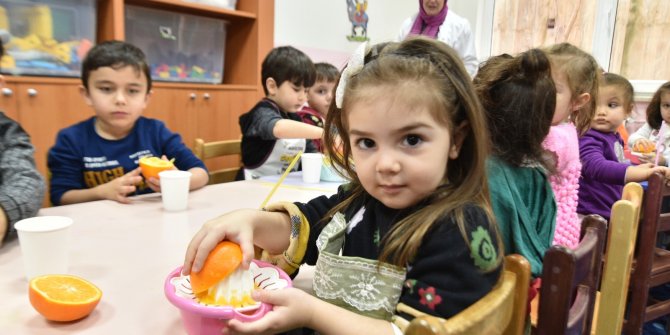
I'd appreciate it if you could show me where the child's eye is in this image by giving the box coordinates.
[662,103,670,109]
[98,86,112,93]
[403,135,422,147]
[128,89,140,95]
[355,138,375,149]
[608,102,619,108]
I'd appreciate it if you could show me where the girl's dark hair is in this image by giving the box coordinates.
[323,37,501,269]
[261,46,316,95]
[646,81,670,130]
[81,40,152,92]
[474,49,556,172]
[314,62,340,82]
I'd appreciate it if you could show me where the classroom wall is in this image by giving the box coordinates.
[274,0,479,69]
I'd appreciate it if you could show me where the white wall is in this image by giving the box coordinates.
[274,0,480,69]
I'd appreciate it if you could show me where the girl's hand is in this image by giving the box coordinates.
[182,209,257,275]
[97,167,143,203]
[224,288,316,335]
[633,139,656,154]
[638,153,656,164]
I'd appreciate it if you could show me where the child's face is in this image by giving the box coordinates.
[591,85,629,133]
[346,88,459,209]
[661,91,670,124]
[307,80,336,116]
[83,65,150,136]
[267,79,308,113]
[551,68,574,125]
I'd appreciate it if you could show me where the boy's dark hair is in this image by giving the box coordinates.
[81,40,152,92]
[646,81,670,130]
[602,72,634,112]
[314,62,339,83]
[261,46,315,96]
[474,49,556,172]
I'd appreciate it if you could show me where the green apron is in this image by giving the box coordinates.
[312,211,407,321]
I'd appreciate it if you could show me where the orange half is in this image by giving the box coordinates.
[29,274,102,322]
[138,156,174,180]
[190,241,243,294]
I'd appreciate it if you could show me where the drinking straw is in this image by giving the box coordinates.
[655,121,667,166]
[259,151,303,209]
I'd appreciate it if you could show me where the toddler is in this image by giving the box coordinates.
[184,38,502,334]
[542,43,599,249]
[297,62,339,152]
[628,81,670,166]
[578,73,668,220]
[474,49,557,276]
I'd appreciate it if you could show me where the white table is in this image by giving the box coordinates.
[0,180,335,334]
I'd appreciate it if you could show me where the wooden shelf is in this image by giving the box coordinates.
[124,0,257,21]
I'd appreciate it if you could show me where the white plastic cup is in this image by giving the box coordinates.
[301,153,323,183]
[159,170,192,211]
[15,216,73,281]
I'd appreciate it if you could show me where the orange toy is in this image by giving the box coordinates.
[138,156,174,180]
[189,241,243,294]
[633,141,656,154]
[29,274,102,322]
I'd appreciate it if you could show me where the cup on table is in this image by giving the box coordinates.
[15,216,73,281]
[159,170,192,211]
[301,153,323,183]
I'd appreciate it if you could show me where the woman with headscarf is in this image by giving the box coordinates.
[397,0,478,77]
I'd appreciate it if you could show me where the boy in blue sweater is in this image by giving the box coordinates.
[48,41,208,206]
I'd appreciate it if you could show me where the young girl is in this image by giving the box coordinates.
[542,43,600,249]
[578,73,669,220]
[628,81,670,166]
[474,49,557,277]
[183,38,502,334]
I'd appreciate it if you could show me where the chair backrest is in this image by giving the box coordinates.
[624,172,670,334]
[595,182,643,335]
[405,254,531,335]
[535,214,607,335]
[193,138,241,184]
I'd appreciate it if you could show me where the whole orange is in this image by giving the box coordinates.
[138,156,174,180]
[29,274,102,322]
[190,241,243,294]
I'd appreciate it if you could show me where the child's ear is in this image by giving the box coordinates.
[572,92,591,111]
[79,85,93,106]
[449,121,470,160]
[266,78,277,96]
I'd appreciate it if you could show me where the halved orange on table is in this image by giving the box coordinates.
[139,156,174,180]
[29,274,102,322]
[189,241,243,294]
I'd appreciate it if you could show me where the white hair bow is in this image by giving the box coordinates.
[335,42,369,109]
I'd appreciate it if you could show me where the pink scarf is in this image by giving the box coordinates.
[409,0,448,38]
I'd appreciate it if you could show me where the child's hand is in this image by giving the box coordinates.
[145,155,177,192]
[633,139,657,154]
[637,153,656,164]
[97,167,143,203]
[626,163,670,182]
[183,209,257,275]
[225,288,316,335]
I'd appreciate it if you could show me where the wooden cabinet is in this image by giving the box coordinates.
[0,78,90,181]
[1,0,273,187]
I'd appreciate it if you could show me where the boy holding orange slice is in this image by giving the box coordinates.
[47,41,208,206]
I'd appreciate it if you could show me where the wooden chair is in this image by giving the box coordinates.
[624,172,670,334]
[535,214,607,335]
[193,138,241,184]
[594,182,643,334]
[405,254,531,335]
